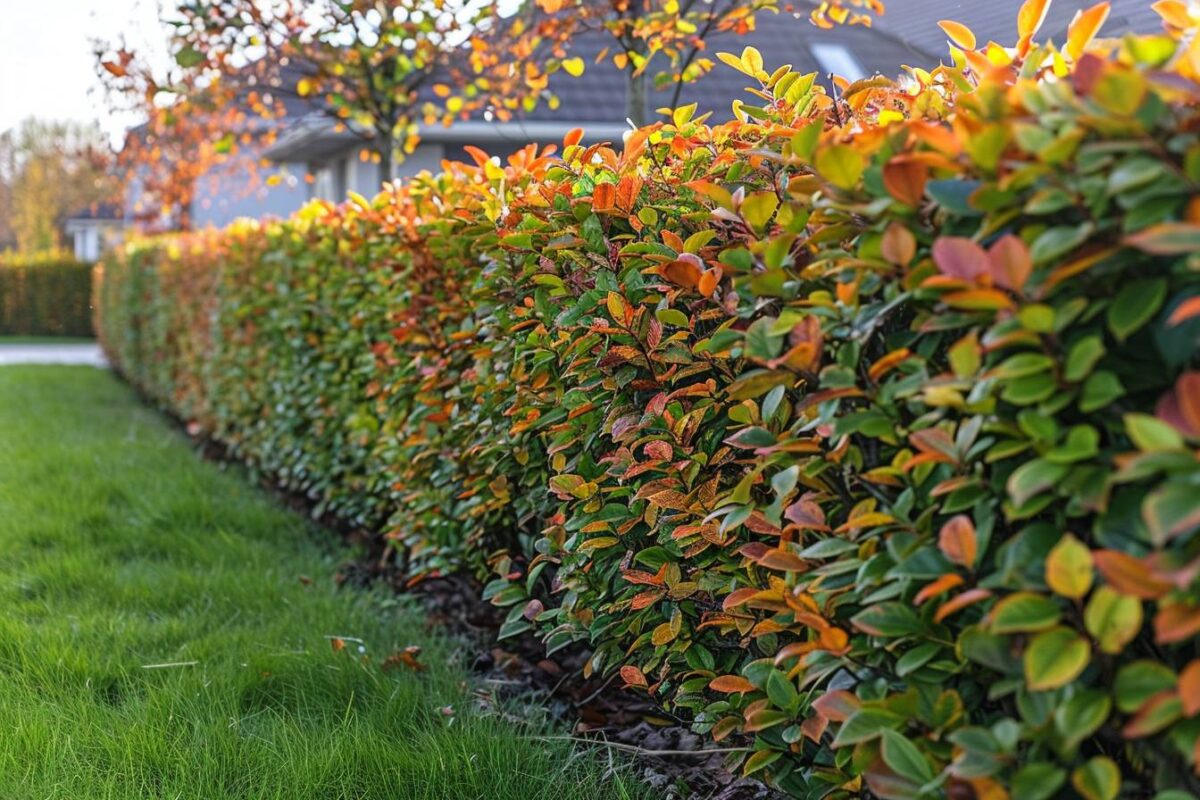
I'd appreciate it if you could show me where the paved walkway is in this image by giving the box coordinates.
[0,343,107,367]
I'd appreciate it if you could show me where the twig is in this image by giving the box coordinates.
[530,735,748,757]
[140,661,199,669]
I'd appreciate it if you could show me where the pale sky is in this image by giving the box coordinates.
[0,0,164,145]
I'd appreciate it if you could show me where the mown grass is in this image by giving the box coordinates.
[0,335,95,344]
[0,366,647,800]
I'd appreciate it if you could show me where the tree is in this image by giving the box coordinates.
[474,0,781,127]
[0,120,119,255]
[147,0,499,181]
[100,0,882,205]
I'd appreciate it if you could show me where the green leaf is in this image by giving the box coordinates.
[1054,690,1112,750]
[743,317,783,362]
[1084,586,1143,654]
[1011,763,1067,800]
[1030,223,1094,265]
[1024,626,1090,691]
[741,192,779,234]
[879,728,933,784]
[1106,278,1166,341]
[1072,756,1120,800]
[832,707,903,746]
[1080,371,1124,413]
[765,670,799,712]
[1007,459,1068,507]
[1114,660,1176,713]
[990,592,1061,634]
[1124,413,1184,452]
[1064,336,1105,382]
[815,145,864,190]
[851,602,923,637]
[1143,482,1200,546]
[655,308,690,327]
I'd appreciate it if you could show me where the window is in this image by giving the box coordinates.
[810,43,867,82]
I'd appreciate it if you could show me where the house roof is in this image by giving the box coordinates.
[65,202,123,222]
[866,0,1164,59]
[262,0,1167,162]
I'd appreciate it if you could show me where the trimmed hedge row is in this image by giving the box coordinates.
[0,254,94,337]
[98,7,1200,798]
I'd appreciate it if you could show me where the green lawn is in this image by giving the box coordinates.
[0,335,95,344]
[0,366,646,800]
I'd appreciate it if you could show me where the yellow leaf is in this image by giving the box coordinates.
[938,20,977,50]
[562,57,585,78]
[1067,2,1111,61]
[296,78,314,97]
[741,46,764,77]
[1046,534,1094,599]
[814,145,864,190]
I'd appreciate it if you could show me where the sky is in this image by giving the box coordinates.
[0,0,164,145]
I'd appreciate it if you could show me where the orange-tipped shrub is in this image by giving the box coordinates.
[98,3,1200,796]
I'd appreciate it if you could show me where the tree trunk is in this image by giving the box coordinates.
[626,68,647,128]
[378,145,393,186]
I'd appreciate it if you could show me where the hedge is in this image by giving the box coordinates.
[0,253,94,337]
[98,4,1200,798]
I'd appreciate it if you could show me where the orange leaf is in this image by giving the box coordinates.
[697,268,720,298]
[1168,297,1200,326]
[943,289,1016,312]
[812,690,860,722]
[938,20,977,50]
[882,156,927,207]
[939,515,978,568]
[710,675,757,693]
[1066,2,1111,61]
[934,588,992,622]
[915,573,965,605]
[592,183,616,213]
[1155,602,1200,644]
[620,665,648,688]
[1016,0,1052,54]
[463,145,491,168]
[880,223,916,266]
[563,127,584,148]
[660,254,704,289]
[1179,660,1200,717]
[1093,550,1172,599]
[987,234,1032,292]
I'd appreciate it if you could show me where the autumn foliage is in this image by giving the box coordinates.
[97,2,1200,797]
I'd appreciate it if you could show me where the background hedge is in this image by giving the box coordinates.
[98,4,1200,798]
[0,253,94,337]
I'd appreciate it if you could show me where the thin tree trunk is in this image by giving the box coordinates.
[626,68,648,128]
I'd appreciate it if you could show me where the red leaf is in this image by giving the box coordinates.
[620,665,648,688]
[987,234,1032,292]
[932,236,989,282]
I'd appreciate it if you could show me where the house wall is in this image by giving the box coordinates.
[67,222,124,262]
[306,143,446,204]
[72,227,99,262]
[190,159,311,229]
